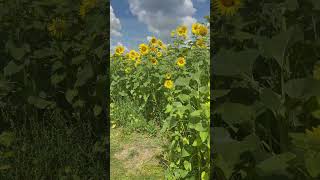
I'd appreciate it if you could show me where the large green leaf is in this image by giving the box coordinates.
[257,152,296,175]
[27,96,56,109]
[260,88,282,113]
[215,103,254,125]
[75,63,94,87]
[213,49,259,76]
[284,78,320,99]
[3,61,23,76]
[0,131,15,147]
[305,150,320,178]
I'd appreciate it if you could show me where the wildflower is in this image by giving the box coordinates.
[164,80,174,89]
[115,46,125,55]
[214,0,241,16]
[176,57,186,67]
[47,18,66,38]
[139,44,149,55]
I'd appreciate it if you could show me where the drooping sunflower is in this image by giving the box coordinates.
[139,44,149,55]
[150,58,158,65]
[115,46,125,55]
[198,25,208,36]
[79,0,98,18]
[196,38,206,48]
[164,80,174,89]
[47,18,67,38]
[214,0,241,16]
[176,25,188,38]
[176,57,186,67]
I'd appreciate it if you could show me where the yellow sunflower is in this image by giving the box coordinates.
[313,61,320,80]
[165,73,172,79]
[164,80,174,89]
[157,52,162,58]
[192,23,201,35]
[176,57,186,67]
[79,0,97,18]
[214,0,241,16]
[150,58,158,65]
[47,18,66,38]
[198,25,208,36]
[196,38,206,48]
[176,25,188,38]
[129,50,138,60]
[115,46,125,55]
[139,44,149,55]
[150,37,158,46]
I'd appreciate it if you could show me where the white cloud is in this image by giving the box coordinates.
[110,5,122,37]
[197,0,206,2]
[128,0,197,42]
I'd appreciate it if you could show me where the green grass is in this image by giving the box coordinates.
[110,127,166,180]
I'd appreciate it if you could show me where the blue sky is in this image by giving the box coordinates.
[110,0,209,52]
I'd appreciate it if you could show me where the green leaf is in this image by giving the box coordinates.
[65,89,78,104]
[257,152,296,174]
[200,131,208,142]
[94,105,102,116]
[212,89,230,99]
[71,55,86,65]
[311,109,320,119]
[305,150,320,178]
[284,78,320,99]
[51,73,66,86]
[0,131,15,147]
[75,63,94,87]
[27,96,56,109]
[215,103,254,125]
[310,0,320,10]
[285,0,298,10]
[183,161,192,171]
[32,48,54,59]
[260,88,282,113]
[190,110,202,117]
[181,148,190,157]
[213,49,259,76]
[178,94,190,102]
[4,61,23,76]
[175,77,190,86]
[0,165,11,170]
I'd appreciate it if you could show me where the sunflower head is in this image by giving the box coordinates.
[198,25,208,36]
[150,58,158,65]
[215,0,241,16]
[115,46,125,55]
[157,52,162,58]
[164,80,174,89]
[48,18,66,38]
[165,73,172,80]
[176,25,188,38]
[150,37,158,46]
[192,23,201,35]
[129,50,138,60]
[176,57,186,67]
[196,38,206,48]
[139,44,149,55]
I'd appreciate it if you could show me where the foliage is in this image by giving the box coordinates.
[0,0,108,178]
[211,0,320,179]
[110,21,210,179]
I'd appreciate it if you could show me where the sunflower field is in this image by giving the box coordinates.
[110,22,210,179]
[211,0,320,179]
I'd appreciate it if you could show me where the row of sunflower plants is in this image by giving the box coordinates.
[110,22,210,179]
[211,0,320,179]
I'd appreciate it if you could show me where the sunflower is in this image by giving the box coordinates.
[198,25,208,36]
[48,18,66,38]
[192,23,201,35]
[176,25,188,38]
[157,52,162,58]
[196,38,206,48]
[150,46,158,52]
[164,80,174,89]
[150,58,158,65]
[214,0,241,16]
[115,46,125,55]
[176,57,186,67]
[313,61,320,80]
[129,50,138,60]
[150,37,158,46]
[139,44,149,55]
[165,73,171,79]
[79,0,97,18]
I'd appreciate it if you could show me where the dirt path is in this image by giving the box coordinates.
[110,128,166,180]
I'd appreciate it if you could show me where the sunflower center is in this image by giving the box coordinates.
[221,0,235,7]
